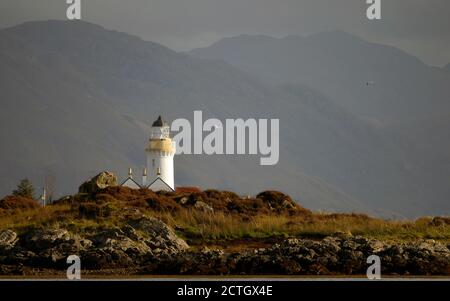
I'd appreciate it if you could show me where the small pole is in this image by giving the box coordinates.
[41,187,46,207]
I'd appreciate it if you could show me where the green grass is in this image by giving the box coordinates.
[151,210,450,243]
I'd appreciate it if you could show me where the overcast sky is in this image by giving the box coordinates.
[0,0,449,66]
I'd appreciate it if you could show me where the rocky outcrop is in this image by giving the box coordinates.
[430,216,450,226]
[7,229,93,268]
[79,218,188,269]
[1,225,450,276]
[22,229,74,250]
[128,216,189,253]
[81,226,151,269]
[78,171,118,194]
[0,230,18,250]
[141,236,450,276]
[194,201,214,213]
[0,216,189,273]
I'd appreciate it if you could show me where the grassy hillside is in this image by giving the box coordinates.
[2,187,450,248]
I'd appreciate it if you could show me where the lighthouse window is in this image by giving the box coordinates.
[152,159,155,168]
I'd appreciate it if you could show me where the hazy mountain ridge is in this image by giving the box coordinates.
[190,32,450,217]
[444,63,450,73]
[190,32,450,124]
[0,21,448,217]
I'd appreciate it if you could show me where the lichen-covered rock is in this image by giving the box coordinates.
[128,216,189,253]
[0,230,18,249]
[139,236,450,276]
[21,229,73,251]
[92,227,152,256]
[78,171,118,194]
[8,229,92,268]
[77,218,188,269]
[81,248,133,269]
[194,201,214,213]
[78,227,152,269]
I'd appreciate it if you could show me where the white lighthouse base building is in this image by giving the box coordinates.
[121,116,176,192]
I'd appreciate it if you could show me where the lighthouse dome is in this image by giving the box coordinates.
[150,115,171,140]
[152,115,168,127]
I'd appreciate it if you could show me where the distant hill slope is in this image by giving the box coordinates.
[190,32,450,124]
[190,32,450,217]
[444,63,450,73]
[0,21,447,217]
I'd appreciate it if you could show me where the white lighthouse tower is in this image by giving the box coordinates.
[146,116,176,191]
